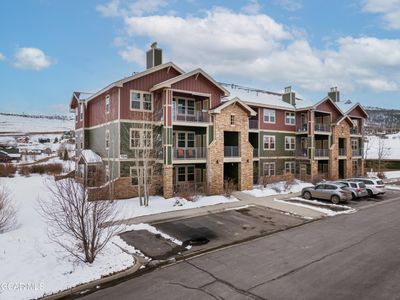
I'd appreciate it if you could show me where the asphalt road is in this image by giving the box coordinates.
[81,195,400,300]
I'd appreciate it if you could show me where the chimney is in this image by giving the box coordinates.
[328,87,340,102]
[146,42,162,69]
[282,86,296,106]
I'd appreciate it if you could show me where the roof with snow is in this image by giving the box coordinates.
[79,150,103,164]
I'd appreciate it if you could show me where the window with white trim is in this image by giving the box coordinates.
[176,132,195,148]
[263,135,275,150]
[285,161,295,174]
[263,109,275,123]
[130,167,152,186]
[105,95,110,114]
[130,128,153,149]
[263,162,275,176]
[130,91,152,111]
[285,112,295,125]
[174,97,195,115]
[80,103,83,121]
[230,114,235,125]
[176,165,195,182]
[285,136,295,150]
[105,129,110,150]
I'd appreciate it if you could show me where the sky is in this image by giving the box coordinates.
[0,0,399,114]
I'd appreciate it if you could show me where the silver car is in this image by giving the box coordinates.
[302,183,352,204]
[348,177,385,197]
[335,181,368,199]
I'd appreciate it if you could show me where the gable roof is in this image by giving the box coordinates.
[150,68,230,96]
[78,150,103,164]
[333,115,355,127]
[310,96,344,117]
[83,62,184,105]
[337,101,368,118]
[210,97,257,116]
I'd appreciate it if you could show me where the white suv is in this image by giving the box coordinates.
[349,178,386,197]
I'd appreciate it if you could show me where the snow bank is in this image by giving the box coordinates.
[243,180,314,198]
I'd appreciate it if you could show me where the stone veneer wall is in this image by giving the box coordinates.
[207,104,253,194]
[330,120,352,179]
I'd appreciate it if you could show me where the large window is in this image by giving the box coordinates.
[176,165,195,182]
[285,161,295,174]
[263,162,275,176]
[263,135,275,150]
[176,132,195,148]
[130,128,153,149]
[130,167,152,186]
[263,109,275,123]
[130,91,152,111]
[285,136,295,150]
[351,139,359,150]
[175,98,195,115]
[285,112,295,125]
[105,95,110,114]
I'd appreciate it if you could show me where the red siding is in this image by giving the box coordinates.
[120,68,181,120]
[347,106,367,118]
[75,103,84,130]
[170,74,224,109]
[259,107,296,131]
[86,87,119,127]
[315,100,342,122]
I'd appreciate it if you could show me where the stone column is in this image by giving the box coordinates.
[163,166,173,198]
[162,89,174,198]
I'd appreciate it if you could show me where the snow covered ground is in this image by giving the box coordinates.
[0,114,73,134]
[0,175,237,299]
[243,180,314,198]
[365,133,400,160]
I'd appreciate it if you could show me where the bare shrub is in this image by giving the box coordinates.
[30,163,63,176]
[376,171,386,179]
[175,183,198,202]
[283,173,296,192]
[259,175,280,188]
[224,178,235,198]
[39,178,120,263]
[0,183,16,233]
[0,164,17,177]
[311,174,326,185]
[19,165,31,177]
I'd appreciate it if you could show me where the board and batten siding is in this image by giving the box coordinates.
[259,107,297,131]
[259,131,296,157]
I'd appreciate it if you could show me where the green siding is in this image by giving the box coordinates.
[259,131,296,157]
[85,123,119,159]
[208,125,214,144]
[259,158,296,176]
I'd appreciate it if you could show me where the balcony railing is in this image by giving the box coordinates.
[350,128,361,135]
[253,148,259,158]
[339,148,346,156]
[224,146,240,157]
[173,147,207,160]
[352,149,362,157]
[297,124,308,133]
[315,148,329,157]
[249,119,259,129]
[296,149,308,157]
[314,123,330,132]
[173,110,210,123]
[174,182,206,195]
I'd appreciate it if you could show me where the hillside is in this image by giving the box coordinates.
[365,107,400,132]
[0,112,74,134]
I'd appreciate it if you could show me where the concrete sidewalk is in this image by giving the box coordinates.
[116,191,324,226]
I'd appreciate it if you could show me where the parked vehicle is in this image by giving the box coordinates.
[348,178,386,197]
[302,183,352,204]
[334,181,368,199]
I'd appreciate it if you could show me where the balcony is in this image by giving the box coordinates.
[173,147,207,160]
[224,146,240,157]
[314,123,330,133]
[350,128,361,135]
[315,148,329,157]
[296,148,308,157]
[339,148,346,156]
[297,124,308,133]
[352,149,362,157]
[249,119,259,129]
[173,110,210,123]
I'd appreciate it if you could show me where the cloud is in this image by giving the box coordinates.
[0,52,5,61]
[97,0,167,17]
[242,0,262,14]
[273,0,303,11]
[13,47,53,70]
[101,6,400,93]
[362,0,400,29]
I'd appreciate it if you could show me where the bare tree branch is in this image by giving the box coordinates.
[0,182,16,233]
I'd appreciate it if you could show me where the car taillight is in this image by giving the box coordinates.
[356,188,361,192]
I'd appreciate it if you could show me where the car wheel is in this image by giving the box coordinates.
[367,189,373,198]
[331,195,340,204]
[303,191,312,200]
[351,192,356,200]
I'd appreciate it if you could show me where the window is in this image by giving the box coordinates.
[105,130,110,149]
[80,134,83,149]
[263,135,275,150]
[351,139,359,150]
[130,167,152,186]
[105,95,110,113]
[176,165,195,182]
[230,114,235,125]
[285,136,295,150]
[263,162,275,176]
[176,132,195,148]
[187,132,195,148]
[175,98,195,115]
[263,109,275,123]
[80,103,84,121]
[130,91,152,111]
[130,128,153,149]
[285,162,295,174]
[177,132,186,147]
[285,112,295,125]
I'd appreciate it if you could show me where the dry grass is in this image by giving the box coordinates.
[0,164,17,177]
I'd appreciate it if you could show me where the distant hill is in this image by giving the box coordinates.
[365,107,400,133]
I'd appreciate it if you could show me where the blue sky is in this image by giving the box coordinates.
[0,0,399,114]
